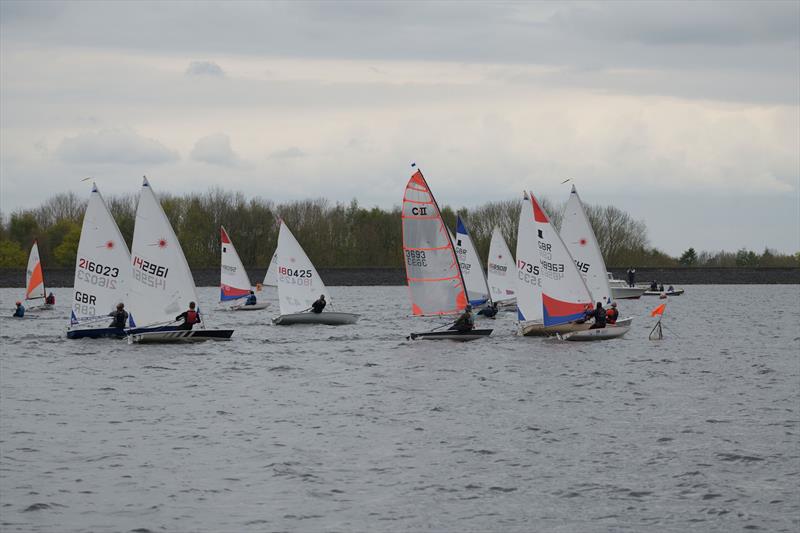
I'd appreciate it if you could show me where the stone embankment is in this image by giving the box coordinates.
[1,267,797,288]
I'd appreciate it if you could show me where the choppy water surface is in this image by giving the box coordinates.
[1,285,798,532]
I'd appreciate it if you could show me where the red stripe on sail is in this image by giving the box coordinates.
[530,194,549,223]
[220,227,231,244]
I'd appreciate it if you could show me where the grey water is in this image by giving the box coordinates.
[0,285,798,532]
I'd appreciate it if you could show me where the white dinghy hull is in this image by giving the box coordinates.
[127,329,234,343]
[562,324,630,341]
[521,316,632,337]
[272,312,360,326]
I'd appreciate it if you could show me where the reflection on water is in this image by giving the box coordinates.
[1,285,798,532]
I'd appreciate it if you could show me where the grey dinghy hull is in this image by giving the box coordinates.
[409,329,493,341]
[520,316,632,337]
[643,289,684,296]
[562,324,630,341]
[127,329,234,343]
[272,312,360,326]
[230,302,270,311]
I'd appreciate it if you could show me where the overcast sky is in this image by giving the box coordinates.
[1,0,798,255]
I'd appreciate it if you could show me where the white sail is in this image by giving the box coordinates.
[263,250,278,286]
[402,169,467,316]
[126,177,200,328]
[487,226,516,304]
[515,192,543,323]
[220,226,252,302]
[275,220,329,315]
[454,215,490,306]
[71,183,131,322]
[560,185,612,305]
[25,240,46,301]
[530,192,593,326]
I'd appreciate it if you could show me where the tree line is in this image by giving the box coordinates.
[0,189,797,270]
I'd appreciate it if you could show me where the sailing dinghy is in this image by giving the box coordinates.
[125,177,234,343]
[531,193,629,341]
[271,220,359,326]
[487,226,516,308]
[262,250,278,287]
[560,185,632,329]
[24,240,52,311]
[402,169,492,341]
[67,183,133,339]
[220,226,269,310]
[454,215,491,307]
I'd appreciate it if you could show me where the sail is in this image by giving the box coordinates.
[402,169,467,316]
[126,177,200,327]
[263,250,278,286]
[487,226,516,304]
[454,215,490,306]
[220,226,252,302]
[531,192,593,326]
[25,240,46,301]
[71,183,131,322]
[515,192,543,323]
[275,220,328,315]
[560,185,611,304]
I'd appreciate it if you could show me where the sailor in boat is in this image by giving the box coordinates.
[46,292,55,305]
[245,290,257,306]
[582,302,607,329]
[311,295,326,314]
[108,303,128,329]
[650,280,659,291]
[658,283,664,292]
[449,304,475,332]
[175,301,202,330]
[606,301,619,325]
[668,285,674,292]
[12,301,24,318]
[477,301,498,318]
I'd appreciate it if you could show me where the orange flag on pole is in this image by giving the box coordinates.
[650,303,666,317]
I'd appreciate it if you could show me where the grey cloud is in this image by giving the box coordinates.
[269,147,306,160]
[190,133,240,166]
[56,128,178,165]
[186,60,225,77]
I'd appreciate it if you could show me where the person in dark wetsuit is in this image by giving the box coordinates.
[13,301,25,318]
[450,305,475,332]
[584,302,607,329]
[477,302,498,318]
[311,295,326,313]
[627,268,636,287]
[245,291,257,306]
[606,301,619,325]
[45,292,55,305]
[109,303,128,328]
[175,301,201,330]
[650,280,658,291]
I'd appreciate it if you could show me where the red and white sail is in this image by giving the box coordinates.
[560,185,612,305]
[25,240,46,301]
[515,192,543,323]
[402,169,467,316]
[220,226,252,302]
[487,226,515,305]
[531,192,593,326]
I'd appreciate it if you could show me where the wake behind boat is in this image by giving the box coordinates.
[271,219,359,326]
[124,177,233,343]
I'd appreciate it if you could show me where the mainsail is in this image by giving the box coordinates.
[515,192,543,323]
[275,220,329,315]
[220,226,252,302]
[263,251,278,287]
[71,183,131,322]
[402,169,467,316]
[454,215,490,306]
[560,185,611,305]
[531,192,593,326]
[487,226,516,305]
[25,240,46,301]
[126,177,201,328]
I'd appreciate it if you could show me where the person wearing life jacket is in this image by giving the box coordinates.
[175,301,201,330]
[477,301,498,318]
[245,291,257,306]
[450,304,475,332]
[606,301,619,325]
[584,302,607,329]
[650,280,658,291]
[13,301,25,318]
[108,303,128,329]
[45,292,55,305]
[311,295,326,314]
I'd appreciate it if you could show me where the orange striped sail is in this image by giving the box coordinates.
[25,240,46,300]
[402,169,467,316]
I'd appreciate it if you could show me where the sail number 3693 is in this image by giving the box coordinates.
[405,250,427,267]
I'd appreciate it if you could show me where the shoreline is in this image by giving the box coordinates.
[1,266,798,288]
